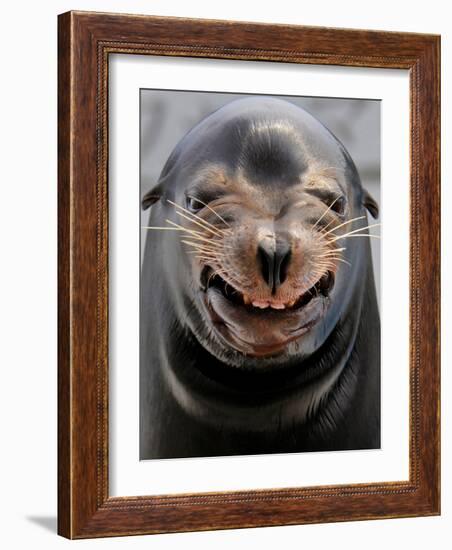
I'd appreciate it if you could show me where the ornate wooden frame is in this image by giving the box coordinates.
[58,11,440,538]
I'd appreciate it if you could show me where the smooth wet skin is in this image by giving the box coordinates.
[140,97,380,458]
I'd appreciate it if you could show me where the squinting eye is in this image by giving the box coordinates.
[330,196,346,216]
[186,196,204,213]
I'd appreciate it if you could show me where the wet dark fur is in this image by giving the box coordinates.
[140,97,380,459]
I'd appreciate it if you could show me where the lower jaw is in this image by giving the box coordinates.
[200,285,328,358]
[224,335,303,357]
[212,314,321,358]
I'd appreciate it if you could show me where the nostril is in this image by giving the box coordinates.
[277,245,291,285]
[257,243,274,290]
[257,239,292,294]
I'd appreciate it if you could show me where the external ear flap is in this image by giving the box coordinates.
[141,189,161,210]
[363,189,379,219]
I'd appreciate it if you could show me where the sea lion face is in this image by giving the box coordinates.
[143,98,378,367]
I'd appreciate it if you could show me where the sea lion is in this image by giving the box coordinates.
[140,96,380,459]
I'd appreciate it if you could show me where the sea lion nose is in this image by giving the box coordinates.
[257,238,292,294]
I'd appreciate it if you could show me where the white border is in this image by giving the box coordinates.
[109,55,410,497]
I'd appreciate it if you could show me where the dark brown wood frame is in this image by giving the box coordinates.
[58,10,440,539]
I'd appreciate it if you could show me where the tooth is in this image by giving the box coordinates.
[252,301,269,309]
[287,300,296,307]
[243,294,251,305]
[270,303,286,309]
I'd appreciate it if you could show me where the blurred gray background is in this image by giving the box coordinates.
[140,91,380,305]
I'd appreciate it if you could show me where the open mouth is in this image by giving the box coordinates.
[201,267,335,312]
[199,265,335,357]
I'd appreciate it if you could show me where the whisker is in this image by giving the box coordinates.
[207,271,217,287]
[180,240,225,253]
[315,247,347,256]
[174,210,225,237]
[334,258,352,267]
[314,265,335,271]
[329,223,381,242]
[311,196,341,231]
[206,268,229,287]
[195,256,222,263]
[320,215,367,237]
[187,249,218,256]
[331,234,381,242]
[180,238,232,253]
[166,220,217,245]
[187,243,223,252]
[319,217,338,233]
[316,258,344,264]
[190,253,219,260]
[141,225,201,234]
[186,195,231,227]
[189,253,224,261]
[317,255,351,266]
[214,268,244,289]
[314,255,345,262]
[167,199,228,236]
[319,256,341,265]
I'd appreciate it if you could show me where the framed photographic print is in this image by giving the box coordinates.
[58,11,440,538]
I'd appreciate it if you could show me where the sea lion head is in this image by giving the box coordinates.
[142,97,379,369]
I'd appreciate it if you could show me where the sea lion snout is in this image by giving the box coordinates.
[196,202,338,312]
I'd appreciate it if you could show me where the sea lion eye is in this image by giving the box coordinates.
[186,196,204,213]
[331,195,346,216]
